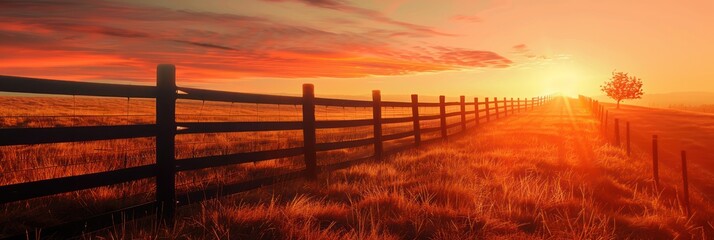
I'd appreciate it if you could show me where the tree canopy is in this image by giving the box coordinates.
[601,71,644,108]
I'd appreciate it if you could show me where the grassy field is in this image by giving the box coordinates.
[2,97,713,239]
[602,103,714,203]
[0,95,466,237]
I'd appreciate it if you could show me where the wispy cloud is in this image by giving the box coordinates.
[451,15,483,23]
[0,0,512,82]
[263,0,456,37]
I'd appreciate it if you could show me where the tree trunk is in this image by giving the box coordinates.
[617,100,621,109]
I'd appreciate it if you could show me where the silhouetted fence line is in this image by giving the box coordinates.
[578,95,691,217]
[0,64,554,239]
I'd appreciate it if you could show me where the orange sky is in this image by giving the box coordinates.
[1,0,713,100]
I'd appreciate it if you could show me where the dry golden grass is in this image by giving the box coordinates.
[0,95,463,237]
[2,96,713,239]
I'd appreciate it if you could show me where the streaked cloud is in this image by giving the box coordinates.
[0,0,512,83]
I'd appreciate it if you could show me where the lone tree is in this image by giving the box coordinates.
[601,71,644,109]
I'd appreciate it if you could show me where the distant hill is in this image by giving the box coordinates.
[593,91,714,108]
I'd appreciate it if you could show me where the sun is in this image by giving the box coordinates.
[540,63,584,97]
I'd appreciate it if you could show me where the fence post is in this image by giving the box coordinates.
[460,95,466,131]
[652,135,659,188]
[439,95,447,139]
[614,118,620,146]
[494,97,499,119]
[411,94,421,147]
[604,110,609,132]
[485,97,490,122]
[156,64,176,224]
[517,98,520,113]
[474,97,480,127]
[626,122,631,156]
[681,151,691,217]
[511,98,516,115]
[373,90,383,161]
[503,97,508,117]
[531,97,534,110]
[302,84,317,179]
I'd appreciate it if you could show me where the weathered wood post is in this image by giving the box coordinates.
[460,95,466,131]
[411,94,421,147]
[614,118,620,146]
[372,90,383,161]
[531,97,535,109]
[626,122,631,156]
[439,95,447,139]
[302,84,317,179]
[494,97,500,119]
[517,98,521,113]
[652,135,660,188]
[503,97,508,117]
[681,151,691,217]
[604,110,609,132]
[511,98,516,115]
[485,97,490,122]
[156,64,176,224]
[474,97,480,127]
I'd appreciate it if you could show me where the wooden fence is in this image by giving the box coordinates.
[0,64,553,238]
[578,95,691,217]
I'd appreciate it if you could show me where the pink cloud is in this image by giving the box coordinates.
[0,0,512,83]
[451,15,483,23]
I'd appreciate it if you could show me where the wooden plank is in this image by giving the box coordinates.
[0,125,156,146]
[314,97,372,107]
[177,121,303,134]
[382,116,414,124]
[382,131,415,141]
[381,101,412,107]
[0,165,156,204]
[417,102,441,107]
[315,119,372,128]
[175,147,304,172]
[444,112,462,118]
[446,122,462,129]
[419,114,441,121]
[316,138,373,151]
[178,86,302,105]
[0,75,156,98]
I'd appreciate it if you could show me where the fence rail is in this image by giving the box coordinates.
[0,65,553,239]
